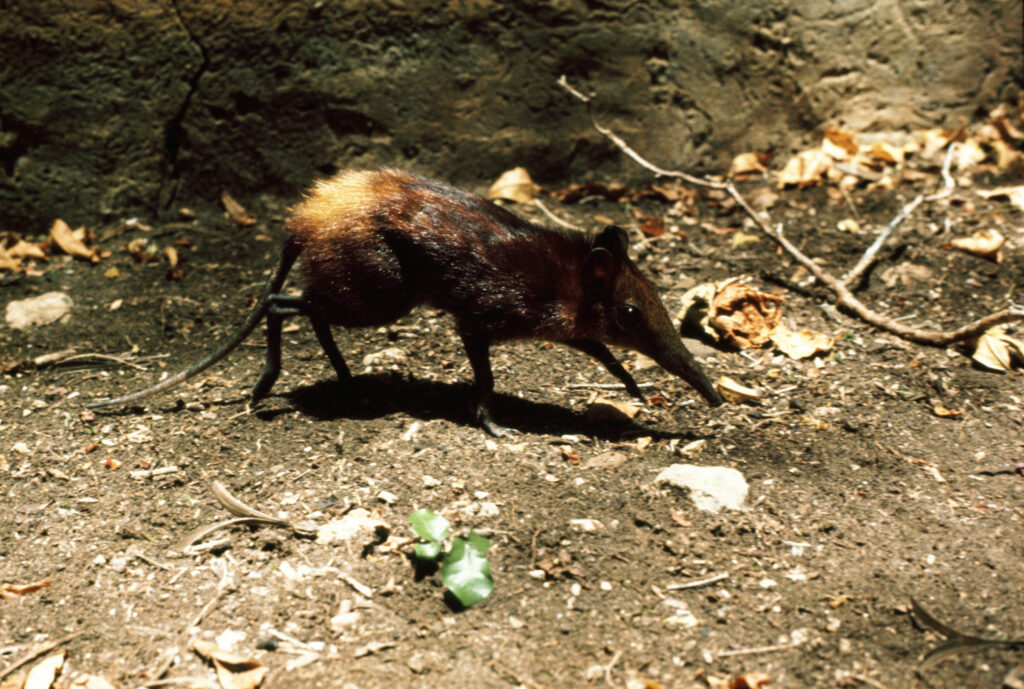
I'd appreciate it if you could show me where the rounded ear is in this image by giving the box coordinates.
[595,225,629,257]
[583,246,616,298]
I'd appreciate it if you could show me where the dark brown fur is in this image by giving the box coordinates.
[89,168,723,434]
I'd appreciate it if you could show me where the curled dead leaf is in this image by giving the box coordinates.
[777,147,832,188]
[584,396,641,423]
[638,215,666,237]
[731,231,760,248]
[24,652,66,689]
[6,237,48,261]
[823,127,859,157]
[971,326,1024,372]
[976,186,1024,213]
[222,190,258,226]
[953,139,987,171]
[728,152,770,177]
[715,376,763,404]
[932,404,963,418]
[680,280,784,348]
[947,229,1006,263]
[192,640,267,689]
[486,166,540,204]
[836,218,861,234]
[50,219,99,262]
[0,579,51,599]
[0,245,20,272]
[770,324,834,359]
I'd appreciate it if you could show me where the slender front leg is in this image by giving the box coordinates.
[567,340,647,404]
[459,329,514,437]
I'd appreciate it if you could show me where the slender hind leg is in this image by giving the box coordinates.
[250,294,351,405]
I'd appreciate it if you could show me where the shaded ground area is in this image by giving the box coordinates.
[2,171,1023,689]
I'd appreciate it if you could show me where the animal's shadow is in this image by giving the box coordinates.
[257,373,701,441]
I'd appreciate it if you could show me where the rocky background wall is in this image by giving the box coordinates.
[1,0,1021,230]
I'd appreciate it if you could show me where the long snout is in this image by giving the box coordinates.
[655,339,724,407]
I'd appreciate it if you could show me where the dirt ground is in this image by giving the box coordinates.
[2,168,1022,689]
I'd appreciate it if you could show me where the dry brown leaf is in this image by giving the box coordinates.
[976,186,1024,213]
[919,128,955,159]
[932,404,963,418]
[126,237,156,262]
[715,376,763,403]
[709,282,784,349]
[584,397,640,424]
[50,219,99,262]
[221,190,258,226]
[731,231,760,248]
[0,246,20,272]
[777,148,832,188]
[948,229,1006,263]
[164,245,179,267]
[24,652,65,689]
[7,238,48,261]
[836,218,861,234]
[486,166,540,204]
[551,181,629,204]
[192,640,267,689]
[680,280,784,348]
[971,327,1024,372]
[638,215,666,237]
[867,140,907,165]
[728,152,770,177]
[823,127,859,157]
[0,579,51,599]
[770,324,834,359]
[954,139,988,171]
[730,672,772,689]
[67,674,118,689]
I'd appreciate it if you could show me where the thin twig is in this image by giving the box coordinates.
[664,571,729,590]
[717,642,798,658]
[558,76,1024,346]
[843,194,923,287]
[532,198,582,230]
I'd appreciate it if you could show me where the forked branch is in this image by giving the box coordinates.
[557,76,1023,346]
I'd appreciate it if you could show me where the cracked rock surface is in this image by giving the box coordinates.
[1,0,1021,229]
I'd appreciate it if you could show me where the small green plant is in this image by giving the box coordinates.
[409,508,493,608]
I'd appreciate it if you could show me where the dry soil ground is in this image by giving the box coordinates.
[2,172,1023,689]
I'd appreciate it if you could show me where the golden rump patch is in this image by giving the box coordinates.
[288,169,407,238]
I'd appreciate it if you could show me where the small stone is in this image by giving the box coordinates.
[5,292,73,330]
[655,464,749,513]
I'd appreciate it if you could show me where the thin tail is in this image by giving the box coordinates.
[86,238,302,409]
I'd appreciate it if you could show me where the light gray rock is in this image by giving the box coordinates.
[656,463,748,513]
[5,292,73,330]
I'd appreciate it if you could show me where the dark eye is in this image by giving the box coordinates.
[615,303,642,329]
